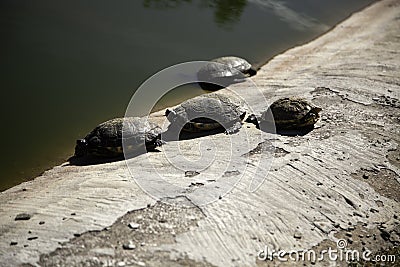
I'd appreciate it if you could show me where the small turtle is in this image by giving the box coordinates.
[75,117,163,157]
[198,56,257,91]
[165,93,246,134]
[247,97,322,130]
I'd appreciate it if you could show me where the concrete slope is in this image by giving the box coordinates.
[0,0,399,266]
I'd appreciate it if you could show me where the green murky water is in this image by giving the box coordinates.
[0,0,375,191]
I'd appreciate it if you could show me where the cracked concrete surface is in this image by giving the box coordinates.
[1,0,400,266]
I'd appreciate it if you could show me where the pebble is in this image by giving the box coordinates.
[185,171,200,177]
[294,230,302,239]
[10,242,17,246]
[380,230,390,241]
[15,213,31,221]
[117,262,126,267]
[137,262,146,267]
[128,222,140,230]
[39,221,45,225]
[362,174,369,179]
[122,242,136,250]
[27,236,38,241]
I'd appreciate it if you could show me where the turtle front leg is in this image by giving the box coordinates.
[225,121,242,135]
[245,114,260,129]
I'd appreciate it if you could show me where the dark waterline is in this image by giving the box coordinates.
[0,0,375,191]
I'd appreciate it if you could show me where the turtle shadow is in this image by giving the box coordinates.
[248,120,315,136]
[161,127,225,141]
[67,149,162,166]
[67,155,125,166]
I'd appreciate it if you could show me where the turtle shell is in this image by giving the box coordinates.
[198,56,256,79]
[75,117,162,157]
[212,56,255,76]
[166,93,246,133]
[261,97,321,129]
[197,56,256,90]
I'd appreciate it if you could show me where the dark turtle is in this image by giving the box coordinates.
[247,97,322,130]
[75,117,163,157]
[198,56,257,91]
[165,93,246,134]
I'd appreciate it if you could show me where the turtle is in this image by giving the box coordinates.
[165,93,246,135]
[246,97,322,130]
[197,56,257,91]
[74,117,163,157]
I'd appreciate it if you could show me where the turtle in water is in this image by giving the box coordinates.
[198,56,257,91]
[165,93,246,135]
[74,117,163,158]
[246,97,322,131]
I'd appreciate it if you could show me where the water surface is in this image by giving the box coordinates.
[0,0,375,191]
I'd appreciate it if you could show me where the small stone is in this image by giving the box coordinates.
[10,242,17,246]
[294,230,302,239]
[74,233,81,237]
[347,238,353,244]
[122,242,136,250]
[117,262,126,267]
[27,236,38,241]
[380,230,390,241]
[345,232,352,237]
[137,262,146,267]
[15,213,31,221]
[185,171,200,177]
[317,182,323,186]
[128,222,140,230]
[39,221,45,225]
[140,242,146,246]
[370,208,379,213]
[362,174,369,179]
[71,212,76,216]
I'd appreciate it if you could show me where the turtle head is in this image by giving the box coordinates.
[74,139,88,157]
[246,67,257,77]
[245,114,260,129]
[303,107,322,126]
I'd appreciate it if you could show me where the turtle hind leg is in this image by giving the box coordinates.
[225,121,242,135]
